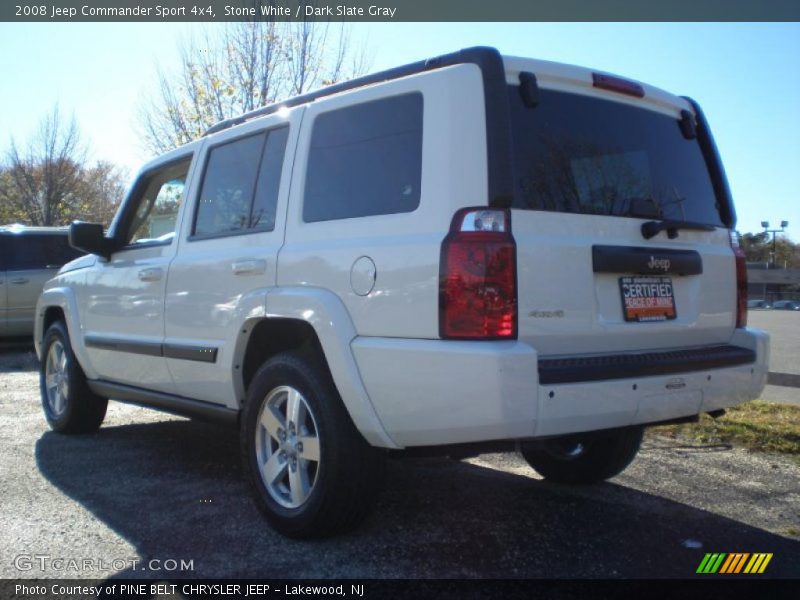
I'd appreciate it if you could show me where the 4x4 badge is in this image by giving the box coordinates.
[666,378,686,390]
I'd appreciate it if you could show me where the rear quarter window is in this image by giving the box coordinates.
[507,86,724,227]
[303,92,423,223]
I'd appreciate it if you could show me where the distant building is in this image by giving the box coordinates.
[747,263,800,302]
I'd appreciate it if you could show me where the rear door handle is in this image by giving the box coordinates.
[231,259,266,275]
[137,268,163,282]
[10,277,29,284]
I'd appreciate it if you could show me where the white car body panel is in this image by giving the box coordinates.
[514,212,736,356]
[278,64,487,340]
[353,328,768,447]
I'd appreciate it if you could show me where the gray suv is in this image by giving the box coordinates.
[1,225,83,339]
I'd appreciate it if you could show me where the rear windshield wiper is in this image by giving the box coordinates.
[641,219,716,240]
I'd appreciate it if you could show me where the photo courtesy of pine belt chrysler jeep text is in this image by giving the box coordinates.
[34,47,769,538]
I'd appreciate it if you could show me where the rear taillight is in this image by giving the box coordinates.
[732,233,748,328]
[439,208,517,339]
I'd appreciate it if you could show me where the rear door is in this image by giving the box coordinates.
[164,113,295,407]
[505,64,735,356]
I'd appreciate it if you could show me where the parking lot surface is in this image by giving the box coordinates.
[750,310,800,406]
[1,343,798,580]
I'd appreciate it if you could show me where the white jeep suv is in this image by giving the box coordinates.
[35,47,768,538]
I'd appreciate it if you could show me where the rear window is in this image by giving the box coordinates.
[507,86,724,227]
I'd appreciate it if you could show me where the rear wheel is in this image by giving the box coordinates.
[40,321,107,433]
[241,352,385,538]
[520,427,643,484]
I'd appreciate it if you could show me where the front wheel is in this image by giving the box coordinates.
[520,426,643,484]
[40,321,107,433]
[241,352,385,538]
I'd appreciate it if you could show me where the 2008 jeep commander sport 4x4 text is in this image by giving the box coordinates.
[35,47,768,538]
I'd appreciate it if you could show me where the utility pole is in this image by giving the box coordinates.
[761,220,789,268]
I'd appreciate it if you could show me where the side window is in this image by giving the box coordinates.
[46,235,83,266]
[7,234,79,270]
[127,158,192,245]
[194,126,289,237]
[8,236,47,270]
[251,127,289,232]
[303,93,423,223]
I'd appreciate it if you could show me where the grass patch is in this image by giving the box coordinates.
[654,400,800,459]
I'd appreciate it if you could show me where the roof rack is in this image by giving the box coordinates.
[203,46,516,210]
[204,46,502,136]
[0,223,70,232]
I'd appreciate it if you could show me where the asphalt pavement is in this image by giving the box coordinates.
[1,347,797,580]
[749,310,800,406]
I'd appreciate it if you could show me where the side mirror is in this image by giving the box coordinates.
[69,222,115,259]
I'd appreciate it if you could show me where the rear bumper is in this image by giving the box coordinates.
[351,328,769,448]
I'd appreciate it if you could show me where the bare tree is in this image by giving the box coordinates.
[0,106,126,227]
[138,19,368,155]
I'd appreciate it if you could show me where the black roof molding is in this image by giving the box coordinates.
[204,46,502,136]
[204,46,515,209]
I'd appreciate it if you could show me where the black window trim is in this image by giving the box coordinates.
[188,124,290,242]
[113,153,195,252]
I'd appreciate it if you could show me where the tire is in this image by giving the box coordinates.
[241,352,385,538]
[520,426,643,484]
[40,321,108,434]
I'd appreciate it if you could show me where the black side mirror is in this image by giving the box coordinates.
[69,222,115,259]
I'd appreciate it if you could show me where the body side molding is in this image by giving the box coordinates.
[88,380,237,424]
[84,335,218,363]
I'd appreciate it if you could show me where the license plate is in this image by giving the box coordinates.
[619,276,676,322]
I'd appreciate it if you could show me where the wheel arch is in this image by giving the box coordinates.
[35,288,98,379]
[231,287,399,449]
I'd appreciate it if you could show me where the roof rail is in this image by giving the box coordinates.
[204,46,503,136]
[203,46,515,210]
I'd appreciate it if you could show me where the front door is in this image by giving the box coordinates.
[81,155,195,393]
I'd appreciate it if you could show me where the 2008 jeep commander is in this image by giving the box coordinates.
[35,47,768,538]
